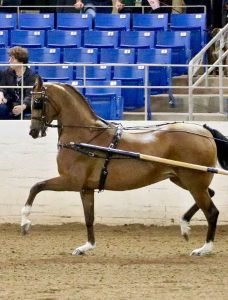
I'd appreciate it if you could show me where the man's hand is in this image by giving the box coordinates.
[12,104,26,116]
[0,91,7,104]
[74,0,84,10]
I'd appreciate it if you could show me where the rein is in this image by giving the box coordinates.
[31,84,228,194]
[31,87,228,144]
[30,86,227,141]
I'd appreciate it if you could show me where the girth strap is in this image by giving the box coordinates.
[98,124,123,192]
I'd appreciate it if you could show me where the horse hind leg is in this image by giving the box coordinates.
[190,189,219,256]
[72,189,96,256]
[180,188,215,241]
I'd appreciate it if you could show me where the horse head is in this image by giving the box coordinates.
[29,77,105,139]
[29,75,48,138]
[29,76,60,139]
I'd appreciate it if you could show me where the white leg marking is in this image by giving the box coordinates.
[190,241,214,256]
[180,218,191,240]
[21,205,32,234]
[72,242,96,256]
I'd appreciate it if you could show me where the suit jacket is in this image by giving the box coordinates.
[0,67,37,112]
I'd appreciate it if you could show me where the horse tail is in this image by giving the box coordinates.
[203,124,228,170]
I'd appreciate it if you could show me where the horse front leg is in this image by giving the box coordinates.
[21,176,75,234]
[180,188,215,241]
[180,203,199,241]
[72,189,96,256]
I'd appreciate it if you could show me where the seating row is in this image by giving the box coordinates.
[1,29,156,48]
[0,46,179,79]
[0,12,206,34]
[0,28,192,76]
[0,45,177,116]
[38,47,172,114]
[0,49,172,114]
[0,12,207,56]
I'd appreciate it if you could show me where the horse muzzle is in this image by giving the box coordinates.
[29,128,40,139]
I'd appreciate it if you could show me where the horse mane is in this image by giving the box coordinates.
[62,83,113,127]
[62,83,98,117]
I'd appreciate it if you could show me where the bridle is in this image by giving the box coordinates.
[30,84,116,132]
[31,86,60,137]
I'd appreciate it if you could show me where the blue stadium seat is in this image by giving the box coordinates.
[76,65,112,82]
[112,65,145,110]
[56,13,93,31]
[0,30,9,47]
[137,48,172,94]
[0,47,9,70]
[63,47,101,82]
[18,13,55,30]
[100,48,136,64]
[85,80,123,120]
[119,31,155,49]
[137,48,175,116]
[156,30,191,75]
[28,47,61,64]
[170,13,207,56]
[36,65,74,82]
[11,30,46,48]
[94,13,131,31]
[66,80,84,94]
[63,47,98,64]
[47,30,82,48]
[0,47,8,62]
[83,30,119,48]
[0,13,17,30]
[132,13,169,31]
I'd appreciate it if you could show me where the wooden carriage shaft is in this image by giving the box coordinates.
[78,143,228,176]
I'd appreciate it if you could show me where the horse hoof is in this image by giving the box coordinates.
[72,249,85,256]
[190,242,213,256]
[183,233,189,241]
[21,221,31,235]
[190,250,201,256]
[72,242,96,256]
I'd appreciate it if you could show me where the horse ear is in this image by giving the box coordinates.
[34,75,43,90]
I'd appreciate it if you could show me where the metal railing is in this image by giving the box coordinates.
[188,23,228,120]
[1,57,227,121]
[1,5,227,121]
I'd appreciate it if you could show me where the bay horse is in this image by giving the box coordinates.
[22,75,228,256]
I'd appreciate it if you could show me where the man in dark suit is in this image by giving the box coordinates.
[0,46,37,120]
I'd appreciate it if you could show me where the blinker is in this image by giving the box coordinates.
[33,99,43,110]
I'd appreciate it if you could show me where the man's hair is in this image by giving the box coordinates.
[8,46,29,64]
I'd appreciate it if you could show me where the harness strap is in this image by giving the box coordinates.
[98,124,123,192]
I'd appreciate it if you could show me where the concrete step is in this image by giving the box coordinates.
[123,111,228,122]
[123,112,228,121]
[151,113,228,122]
[172,75,228,95]
[123,75,228,121]
[150,95,228,113]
